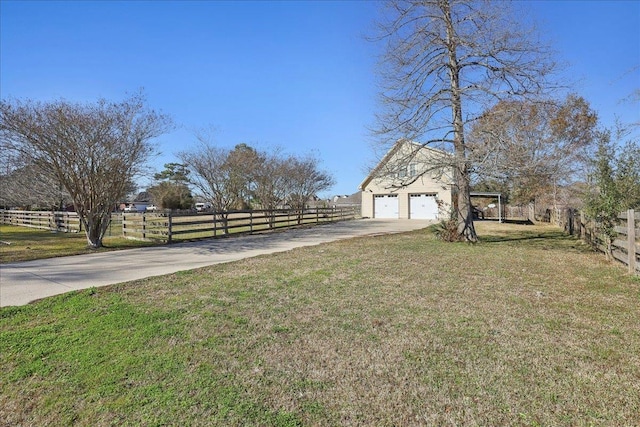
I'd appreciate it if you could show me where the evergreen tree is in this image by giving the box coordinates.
[584,131,621,257]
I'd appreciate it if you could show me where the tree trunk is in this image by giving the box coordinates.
[83,212,111,248]
[221,214,229,235]
[454,165,477,241]
[85,218,103,248]
[443,0,478,243]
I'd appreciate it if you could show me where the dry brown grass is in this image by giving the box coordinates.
[2,221,639,426]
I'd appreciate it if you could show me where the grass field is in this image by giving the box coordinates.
[0,225,159,263]
[1,222,638,426]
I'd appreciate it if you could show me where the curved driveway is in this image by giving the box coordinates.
[0,219,434,307]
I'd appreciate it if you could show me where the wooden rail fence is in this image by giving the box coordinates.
[0,210,82,233]
[573,209,639,275]
[122,207,360,243]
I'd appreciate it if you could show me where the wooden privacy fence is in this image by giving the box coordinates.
[0,210,81,233]
[570,209,639,275]
[122,207,360,243]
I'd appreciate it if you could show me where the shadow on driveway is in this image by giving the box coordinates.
[0,219,434,306]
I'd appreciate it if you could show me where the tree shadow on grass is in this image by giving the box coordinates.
[479,229,592,253]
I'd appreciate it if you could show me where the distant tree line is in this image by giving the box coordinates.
[146,142,334,217]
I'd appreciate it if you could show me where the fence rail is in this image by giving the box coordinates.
[1,207,359,243]
[0,210,82,233]
[122,207,359,243]
[571,209,639,275]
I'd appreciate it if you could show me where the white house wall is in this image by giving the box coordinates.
[361,175,452,219]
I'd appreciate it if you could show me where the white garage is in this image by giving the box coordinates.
[374,194,399,218]
[409,194,439,219]
[359,141,454,219]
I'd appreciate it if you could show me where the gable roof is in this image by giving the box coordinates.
[359,139,452,190]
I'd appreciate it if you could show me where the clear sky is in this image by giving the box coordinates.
[1,0,638,197]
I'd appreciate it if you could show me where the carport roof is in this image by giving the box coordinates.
[470,192,502,197]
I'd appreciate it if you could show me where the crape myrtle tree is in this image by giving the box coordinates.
[178,140,264,233]
[285,155,335,211]
[179,140,335,229]
[281,154,335,224]
[0,93,172,248]
[373,0,556,242]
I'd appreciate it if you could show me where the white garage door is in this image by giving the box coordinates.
[410,194,439,219]
[374,194,399,218]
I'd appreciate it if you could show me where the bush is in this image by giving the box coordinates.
[432,218,463,242]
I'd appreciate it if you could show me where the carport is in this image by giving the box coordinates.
[470,192,503,223]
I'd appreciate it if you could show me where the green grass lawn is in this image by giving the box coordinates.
[0,225,160,263]
[1,222,638,426]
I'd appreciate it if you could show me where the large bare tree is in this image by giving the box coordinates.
[0,94,172,248]
[373,0,556,241]
[467,94,598,206]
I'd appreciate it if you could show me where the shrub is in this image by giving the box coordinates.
[432,218,463,242]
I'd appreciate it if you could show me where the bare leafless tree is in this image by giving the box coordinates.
[282,155,335,225]
[0,93,172,247]
[285,155,335,211]
[180,133,336,228]
[252,150,290,217]
[0,148,73,209]
[178,140,263,232]
[373,0,556,241]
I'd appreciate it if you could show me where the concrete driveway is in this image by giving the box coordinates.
[0,219,434,307]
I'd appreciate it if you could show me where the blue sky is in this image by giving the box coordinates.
[1,1,638,196]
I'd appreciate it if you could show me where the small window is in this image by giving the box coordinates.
[408,163,418,177]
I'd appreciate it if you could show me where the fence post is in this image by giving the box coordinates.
[250,211,253,233]
[628,209,636,275]
[167,213,173,244]
[142,213,147,240]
